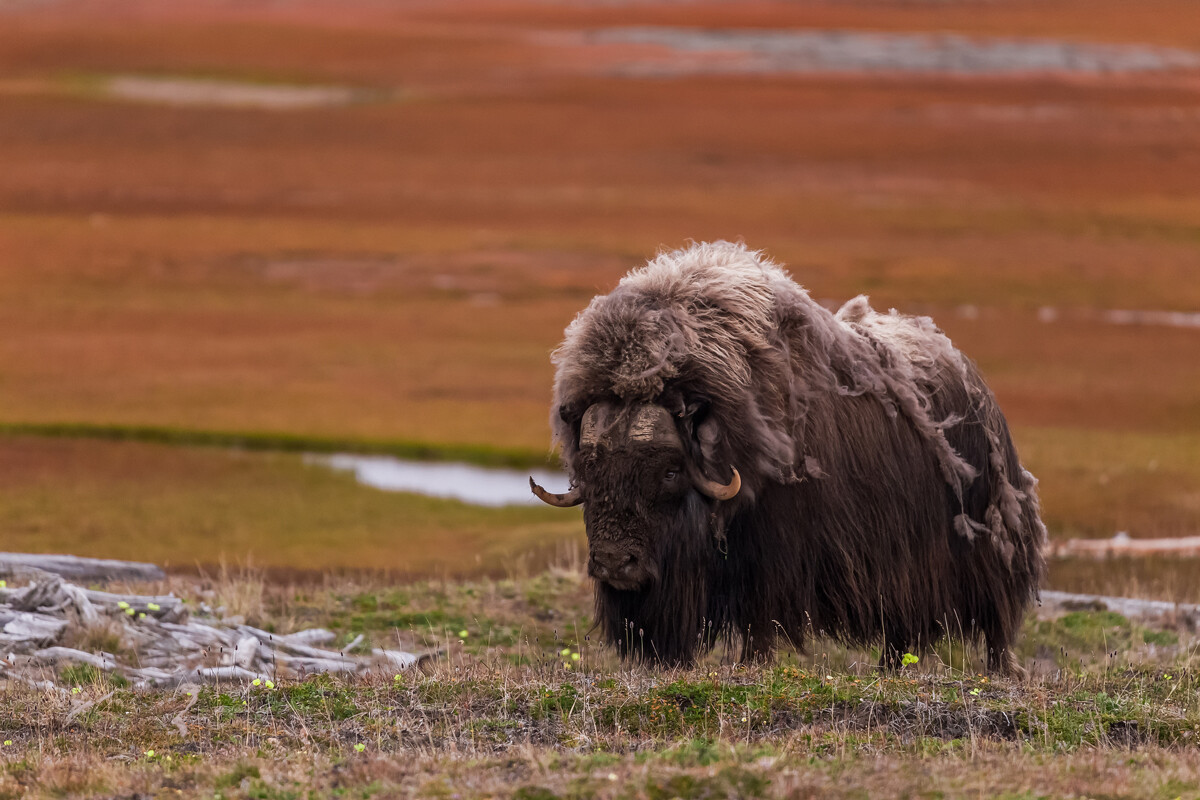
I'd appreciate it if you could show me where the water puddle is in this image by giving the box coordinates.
[1100,309,1200,329]
[1038,306,1200,329]
[308,454,569,508]
[573,28,1200,77]
[101,76,378,110]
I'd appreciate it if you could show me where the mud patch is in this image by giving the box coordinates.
[835,700,1025,742]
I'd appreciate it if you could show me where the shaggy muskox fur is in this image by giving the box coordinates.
[539,241,1046,673]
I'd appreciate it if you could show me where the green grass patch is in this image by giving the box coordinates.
[0,421,554,469]
[273,676,361,721]
[215,764,261,790]
[1021,608,1189,670]
[59,664,129,689]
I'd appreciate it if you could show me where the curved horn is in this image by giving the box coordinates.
[691,466,741,501]
[530,477,583,507]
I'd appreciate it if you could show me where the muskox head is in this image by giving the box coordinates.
[531,401,739,591]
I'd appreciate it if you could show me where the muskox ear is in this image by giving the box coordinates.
[558,403,579,425]
[557,402,586,453]
[694,416,723,473]
[673,396,708,432]
[676,396,728,476]
[674,396,711,455]
[681,397,709,422]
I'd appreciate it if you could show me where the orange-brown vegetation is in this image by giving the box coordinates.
[0,0,1197,571]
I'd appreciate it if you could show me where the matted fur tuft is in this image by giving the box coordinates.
[550,241,1046,671]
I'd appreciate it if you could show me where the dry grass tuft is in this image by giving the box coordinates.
[207,558,266,625]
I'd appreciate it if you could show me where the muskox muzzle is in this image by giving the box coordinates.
[586,541,653,590]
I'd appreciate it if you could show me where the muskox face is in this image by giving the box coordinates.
[575,435,688,590]
[531,402,740,592]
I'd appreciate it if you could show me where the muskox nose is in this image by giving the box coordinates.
[588,546,641,588]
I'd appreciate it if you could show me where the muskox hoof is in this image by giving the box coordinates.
[998,649,1027,679]
[876,642,911,672]
[987,646,1026,679]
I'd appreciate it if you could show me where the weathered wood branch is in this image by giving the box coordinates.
[0,553,165,583]
[172,687,201,736]
[284,629,337,646]
[26,647,120,671]
[0,572,436,690]
[2,613,68,646]
[237,624,358,662]
[65,690,116,725]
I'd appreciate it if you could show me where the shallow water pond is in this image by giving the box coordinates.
[309,454,568,508]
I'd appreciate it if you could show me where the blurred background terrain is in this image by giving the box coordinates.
[1,0,1198,592]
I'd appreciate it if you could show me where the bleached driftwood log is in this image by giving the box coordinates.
[283,628,337,646]
[0,573,438,690]
[1040,590,1200,627]
[1050,533,1200,558]
[0,553,165,583]
[0,612,68,647]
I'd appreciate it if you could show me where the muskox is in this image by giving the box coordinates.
[531,242,1046,674]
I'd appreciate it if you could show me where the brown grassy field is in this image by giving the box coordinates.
[1,567,1199,799]
[0,436,581,575]
[0,0,1198,570]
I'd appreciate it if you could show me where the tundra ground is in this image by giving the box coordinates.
[1,568,1199,800]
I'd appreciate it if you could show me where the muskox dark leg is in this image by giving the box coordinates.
[877,643,902,672]
[982,614,1026,677]
[738,623,777,664]
[986,640,1026,678]
[876,632,911,672]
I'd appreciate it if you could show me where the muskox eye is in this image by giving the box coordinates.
[664,470,678,482]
